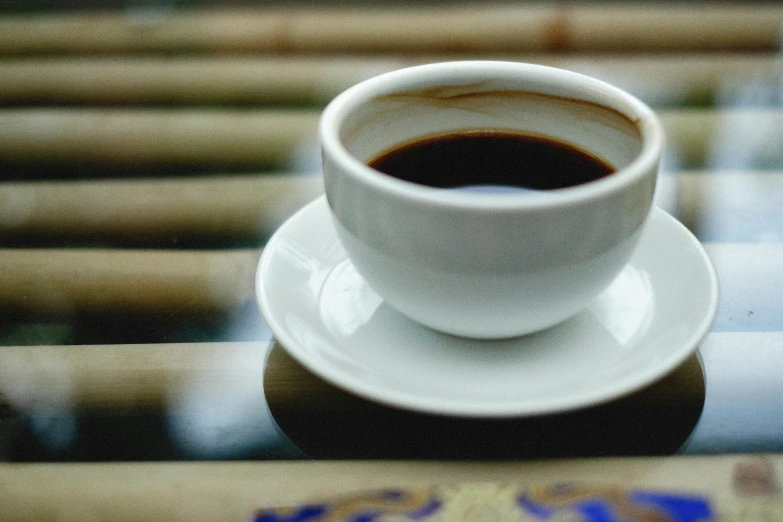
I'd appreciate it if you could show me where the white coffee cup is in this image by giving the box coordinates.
[320,61,663,339]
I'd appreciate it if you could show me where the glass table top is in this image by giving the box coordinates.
[0,1,782,469]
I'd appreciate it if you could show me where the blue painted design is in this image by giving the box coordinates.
[254,504,327,522]
[573,500,616,522]
[518,487,715,522]
[254,488,441,521]
[521,497,618,522]
[408,499,442,519]
[254,485,715,522]
[377,490,406,500]
[631,492,713,522]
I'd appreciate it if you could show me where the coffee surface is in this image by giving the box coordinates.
[368,130,614,190]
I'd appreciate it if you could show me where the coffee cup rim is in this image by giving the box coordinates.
[320,60,663,210]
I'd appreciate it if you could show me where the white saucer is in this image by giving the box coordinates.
[256,196,718,417]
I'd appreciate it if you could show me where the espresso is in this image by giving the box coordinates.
[368,130,614,191]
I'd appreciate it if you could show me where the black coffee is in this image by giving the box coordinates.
[368,130,614,191]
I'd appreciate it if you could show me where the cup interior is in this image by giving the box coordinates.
[329,63,647,193]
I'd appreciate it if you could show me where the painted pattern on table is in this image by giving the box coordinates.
[253,483,713,521]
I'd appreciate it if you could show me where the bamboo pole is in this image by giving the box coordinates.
[0,338,703,413]
[672,171,783,242]
[0,174,323,237]
[0,53,779,106]
[0,56,410,105]
[0,107,780,168]
[0,341,703,460]
[0,342,269,413]
[7,170,779,240]
[3,167,782,243]
[553,53,783,109]
[0,248,260,313]
[6,169,777,315]
[0,456,781,522]
[0,5,779,55]
[659,108,783,169]
[0,6,556,54]
[0,108,320,166]
[567,6,783,52]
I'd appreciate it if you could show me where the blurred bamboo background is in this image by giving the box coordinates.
[0,1,781,467]
[0,4,775,318]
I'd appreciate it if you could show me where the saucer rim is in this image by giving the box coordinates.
[257,196,719,418]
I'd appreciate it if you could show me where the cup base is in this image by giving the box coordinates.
[332,211,643,341]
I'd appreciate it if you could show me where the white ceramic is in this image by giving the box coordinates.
[256,197,718,417]
[320,61,664,338]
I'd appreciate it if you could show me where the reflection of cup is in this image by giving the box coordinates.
[320,61,663,339]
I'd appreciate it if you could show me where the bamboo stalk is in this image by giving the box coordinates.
[0,107,781,168]
[553,53,783,109]
[0,337,703,413]
[657,171,783,240]
[0,341,706,460]
[0,5,779,55]
[0,53,779,106]
[4,169,783,243]
[0,174,323,237]
[0,340,704,460]
[0,248,260,313]
[0,6,556,54]
[0,56,410,104]
[0,342,269,413]
[567,6,783,52]
[0,456,780,522]
[659,108,783,169]
[0,108,320,166]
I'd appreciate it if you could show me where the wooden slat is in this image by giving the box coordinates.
[0,174,323,237]
[0,456,781,522]
[0,6,779,55]
[0,108,781,168]
[0,53,779,106]
[0,248,260,313]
